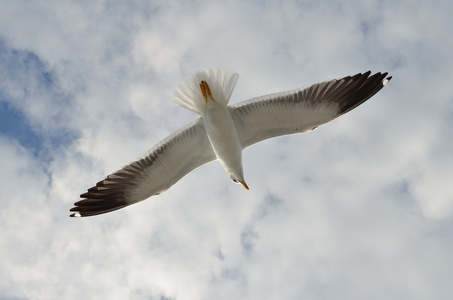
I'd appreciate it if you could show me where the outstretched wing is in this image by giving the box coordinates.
[70,118,216,217]
[230,71,391,148]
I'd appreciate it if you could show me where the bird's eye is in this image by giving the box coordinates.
[232,179,238,183]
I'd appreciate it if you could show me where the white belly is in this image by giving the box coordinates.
[202,101,243,173]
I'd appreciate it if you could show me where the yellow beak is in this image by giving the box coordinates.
[239,180,249,190]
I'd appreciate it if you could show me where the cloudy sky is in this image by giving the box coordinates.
[1,0,452,299]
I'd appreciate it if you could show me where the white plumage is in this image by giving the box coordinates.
[71,68,391,217]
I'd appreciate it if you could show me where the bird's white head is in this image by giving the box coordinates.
[231,177,249,190]
[224,160,249,190]
[173,68,239,114]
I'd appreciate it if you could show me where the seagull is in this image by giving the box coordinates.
[70,68,391,217]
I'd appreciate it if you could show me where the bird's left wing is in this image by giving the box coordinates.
[230,71,391,148]
[70,118,216,217]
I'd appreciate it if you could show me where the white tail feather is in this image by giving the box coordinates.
[173,68,239,114]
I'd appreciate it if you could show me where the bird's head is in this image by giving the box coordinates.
[227,166,249,190]
[231,176,249,190]
[221,148,249,190]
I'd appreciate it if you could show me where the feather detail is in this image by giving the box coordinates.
[172,68,239,114]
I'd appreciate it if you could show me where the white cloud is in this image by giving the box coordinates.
[1,0,453,299]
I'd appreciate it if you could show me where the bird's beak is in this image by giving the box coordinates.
[239,180,249,190]
[199,81,215,104]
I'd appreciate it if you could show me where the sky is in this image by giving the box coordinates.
[1,0,452,299]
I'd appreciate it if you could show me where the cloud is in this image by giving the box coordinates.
[1,0,452,299]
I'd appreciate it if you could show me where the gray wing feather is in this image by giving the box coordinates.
[70,118,216,217]
[230,71,391,148]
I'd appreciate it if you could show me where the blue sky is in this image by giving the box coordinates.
[0,40,77,159]
[0,43,46,153]
[1,0,453,299]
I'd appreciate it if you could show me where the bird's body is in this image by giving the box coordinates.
[70,68,391,217]
[202,88,246,188]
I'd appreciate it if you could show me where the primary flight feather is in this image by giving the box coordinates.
[70,68,391,217]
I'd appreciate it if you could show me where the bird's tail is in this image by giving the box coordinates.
[173,68,239,114]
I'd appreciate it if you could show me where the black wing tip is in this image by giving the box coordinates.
[72,173,135,217]
[69,202,128,217]
[354,70,392,85]
[336,71,391,115]
[349,71,391,79]
[70,191,129,217]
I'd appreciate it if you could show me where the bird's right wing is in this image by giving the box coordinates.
[230,71,391,148]
[70,118,216,217]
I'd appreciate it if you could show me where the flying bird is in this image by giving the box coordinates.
[70,68,391,217]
